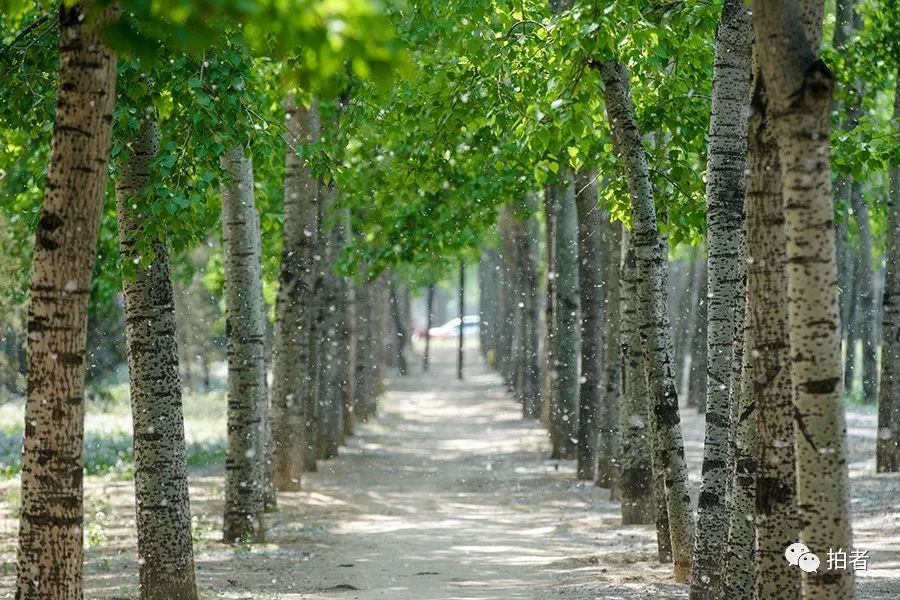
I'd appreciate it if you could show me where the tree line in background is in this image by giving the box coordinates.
[0,1,897,600]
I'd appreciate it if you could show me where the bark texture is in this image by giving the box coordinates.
[689,2,752,597]
[424,284,435,372]
[271,99,319,491]
[15,5,117,599]
[542,187,557,427]
[116,119,199,600]
[597,206,622,489]
[754,1,854,597]
[353,273,377,422]
[848,184,877,402]
[617,230,655,525]
[458,263,465,380]
[521,199,542,419]
[600,60,694,582]
[389,276,409,376]
[877,72,900,472]
[318,182,347,460]
[220,147,268,543]
[550,172,581,459]
[742,61,798,600]
[575,171,603,480]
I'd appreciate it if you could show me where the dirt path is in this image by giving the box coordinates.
[2,344,899,599]
[250,344,684,600]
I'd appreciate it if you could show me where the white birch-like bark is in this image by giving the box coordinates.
[521,197,542,419]
[220,147,268,543]
[318,182,346,459]
[598,212,622,490]
[271,99,319,491]
[116,118,199,600]
[600,60,694,582]
[551,171,581,460]
[341,210,357,439]
[734,65,799,600]
[575,170,604,481]
[353,272,377,422]
[877,72,900,472]
[689,2,752,597]
[618,229,655,526]
[16,5,117,599]
[542,187,557,427]
[754,1,854,597]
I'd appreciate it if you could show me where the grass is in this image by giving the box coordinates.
[0,383,228,481]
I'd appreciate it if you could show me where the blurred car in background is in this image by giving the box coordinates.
[425,315,480,339]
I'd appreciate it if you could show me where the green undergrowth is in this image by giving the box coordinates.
[0,384,227,481]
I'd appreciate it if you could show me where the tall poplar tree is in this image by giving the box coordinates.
[220,146,268,543]
[15,5,117,599]
[689,1,752,597]
[754,1,854,597]
[116,117,199,600]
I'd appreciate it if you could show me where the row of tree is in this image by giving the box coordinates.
[1,1,897,600]
[475,2,897,600]
[2,2,410,599]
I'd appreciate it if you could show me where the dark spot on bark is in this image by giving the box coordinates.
[698,490,721,509]
[57,352,83,367]
[818,571,843,585]
[756,475,794,515]
[21,512,81,527]
[37,212,64,250]
[804,59,834,99]
[701,458,726,474]
[801,377,839,394]
[736,453,756,471]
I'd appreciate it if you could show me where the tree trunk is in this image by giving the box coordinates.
[688,268,708,413]
[649,236,674,566]
[726,63,800,600]
[849,185,877,403]
[550,171,581,459]
[575,170,603,480]
[15,5,117,599]
[353,275,376,422]
[424,284,435,371]
[754,1,854,597]
[305,192,325,470]
[271,99,319,491]
[617,229,655,525]
[877,71,900,472]
[688,3,752,597]
[598,218,622,490]
[498,210,518,386]
[374,276,388,397]
[220,146,267,543]
[669,260,692,390]
[458,263,465,380]
[116,118,199,600]
[521,198,542,419]
[542,187,557,427]
[833,0,855,398]
[340,209,357,440]
[389,276,409,376]
[318,182,346,460]
[600,60,694,582]
[500,206,522,393]
[679,252,705,407]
